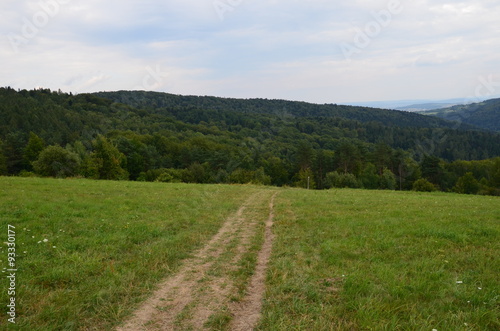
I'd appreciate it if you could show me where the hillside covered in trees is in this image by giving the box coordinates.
[1,87,499,195]
[419,98,500,132]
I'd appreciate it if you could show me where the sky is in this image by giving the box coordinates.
[1,0,500,104]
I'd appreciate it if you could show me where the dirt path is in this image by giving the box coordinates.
[117,190,278,331]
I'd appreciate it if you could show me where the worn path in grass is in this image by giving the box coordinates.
[117,190,278,331]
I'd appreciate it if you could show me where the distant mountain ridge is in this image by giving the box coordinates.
[419,98,500,132]
[346,98,481,111]
[396,102,462,112]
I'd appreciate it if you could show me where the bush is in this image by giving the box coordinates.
[18,170,37,177]
[230,167,271,185]
[185,162,208,183]
[251,167,272,186]
[230,168,253,184]
[454,172,480,195]
[326,171,360,189]
[156,172,175,183]
[33,146,80,178]
[412,178,437,192]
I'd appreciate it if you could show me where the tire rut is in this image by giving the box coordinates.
[116,190,278,331]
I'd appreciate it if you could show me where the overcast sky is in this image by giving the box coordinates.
[2,0,500,104]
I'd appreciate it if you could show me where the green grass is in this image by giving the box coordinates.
[0,177,258,330]
[260,189,500,330]
[1,178,499,330]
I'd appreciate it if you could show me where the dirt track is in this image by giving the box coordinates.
[117,190,278,330]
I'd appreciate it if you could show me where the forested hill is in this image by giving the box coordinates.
[1,87,499,194]
[94,91,473,129]
[94,90,465,129]
[419,98,500,132]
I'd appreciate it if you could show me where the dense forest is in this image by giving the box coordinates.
[419,98,500,132]
[1,87,499,195]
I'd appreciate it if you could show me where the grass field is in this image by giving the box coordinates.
[0,177,499,330]
[0,177,260,330]
[261,189,499,330]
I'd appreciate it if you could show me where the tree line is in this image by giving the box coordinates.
[1,87,499,195]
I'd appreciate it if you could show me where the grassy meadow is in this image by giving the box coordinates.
[0,177,498,330]
[261,189,499,330]
[0,177,260,330]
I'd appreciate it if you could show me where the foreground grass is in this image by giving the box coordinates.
[260,189,499,330]
[0,177,258,330]
[2,178,498,330]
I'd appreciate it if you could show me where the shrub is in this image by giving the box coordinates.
[18,170,37,177]
[33,146,80,178]
[454,172,480,195]
[326,171,360,189]
[412,178,437,192]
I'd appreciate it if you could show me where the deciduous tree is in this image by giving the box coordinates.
[32,145,80,178]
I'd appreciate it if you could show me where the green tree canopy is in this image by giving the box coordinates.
[326,171,360,189]
[421,155,444,187]
[0,139,7,175]
[454,172,480,195]
[85,136,129,180]
[23,132,46,170]
[379,168,397,190]
[334,142,362,175]
[32,146,80,178]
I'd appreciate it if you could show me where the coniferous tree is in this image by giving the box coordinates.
[23,132,46,171]
[420,155,444,187]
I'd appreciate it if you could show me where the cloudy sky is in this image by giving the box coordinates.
[1,0,500,104]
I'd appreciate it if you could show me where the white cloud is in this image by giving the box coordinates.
[1,0,499,103]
